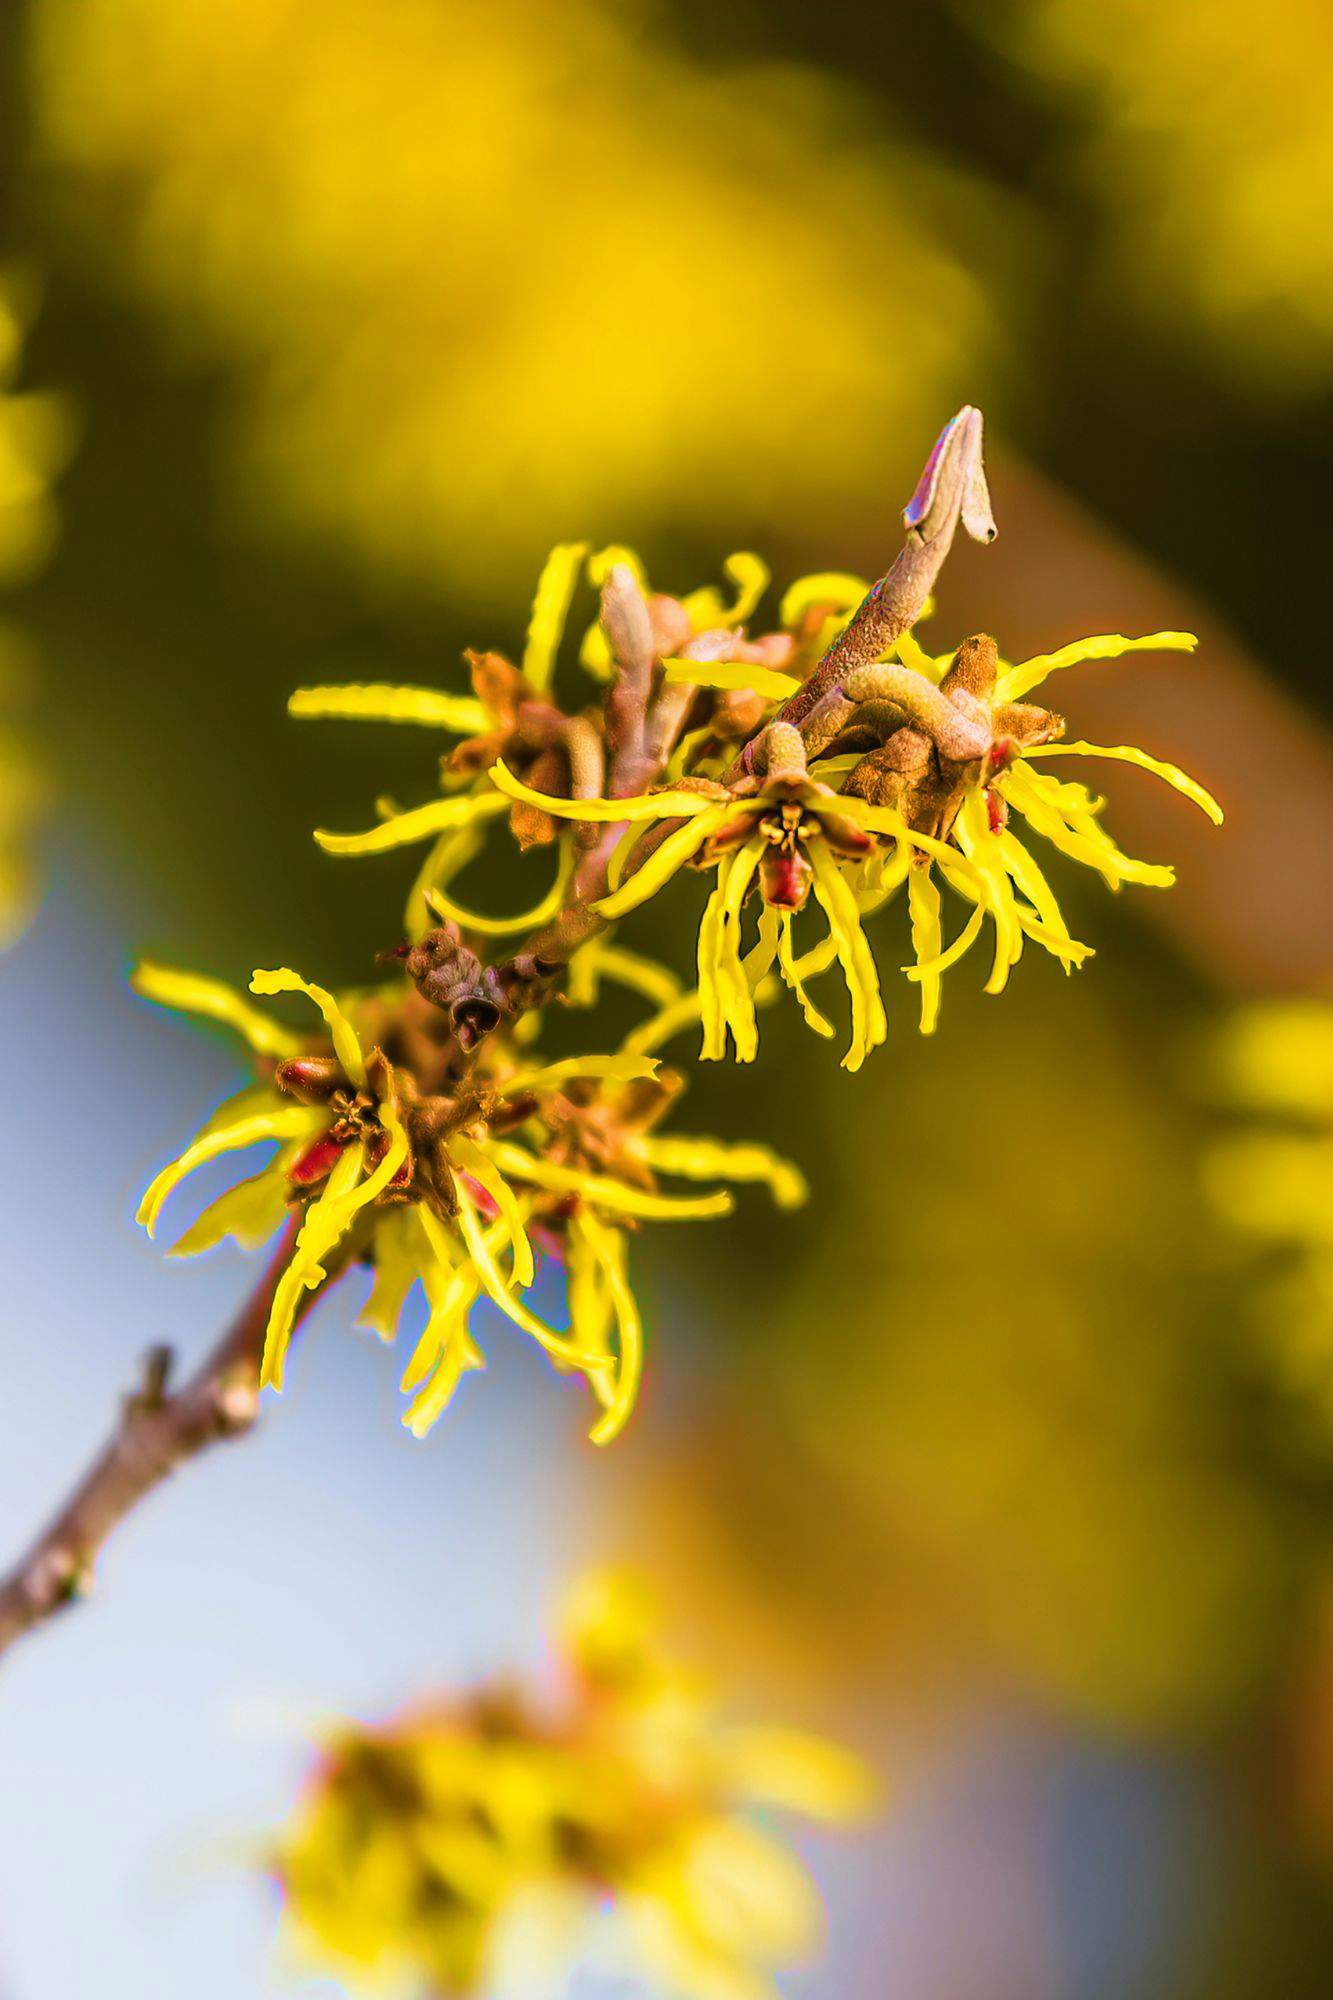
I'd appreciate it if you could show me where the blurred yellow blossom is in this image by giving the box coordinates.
[1208,1001,1333,1437]
[987,0,1333,389]
[27,0,993,595]
[274,1571,873,1998]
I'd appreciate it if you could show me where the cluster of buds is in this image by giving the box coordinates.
[137,405,1220,1439]
[273,1572,872,1999]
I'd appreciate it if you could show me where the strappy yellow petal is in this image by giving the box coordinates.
[137,1106,317,1239]
[1004,764,1176,889]
[488,1142,734,1222]
[166,1165,293,1259]
[489,759,713,826]
[995,631,1197,703]
[452,1135,535,1290]
[452,1185,592,1364]
[315,788,508,857]
[904,899,986,982]
[425,837,574,936]
[906,866,944,1034]
[132,962,302,1060]
[894,628,951,681]
[827,792,983,881]
[660,658,798,701]
[357,1206,422,1342]
[249,967,368,1085]
[778,572,869,630]
[262,1141,366,1389]
[402,1253,486,1438]
[500,1054,661,1095]
[955,794,1024,993]
[288,683,487,732]
[697,840,764,1063]
[578,1209,643,1447]
[522,541,590,693]
[775,910,835,1039]
[637,1135,808,1210]
[681,552,770,632]
[404,814,492,941]
[621,990,705,1058]
[807,846,887,1071]
[595,807,729,919]
[1026,742,1223,823]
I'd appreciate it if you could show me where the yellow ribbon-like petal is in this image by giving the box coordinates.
[579,941,683,1010]
[489,759,713,826]
[906,866,944,1034]
[488,1141,734,1222]
[451,1135,535,1291]
[778,572,869,630]
[452,1183,592,1364]
[776,910,835,1039]
[288,683,487,732]
[660,658,799,701]
[1025,741,1223,823]
[132,961,302,1060]
[249,967,368,1085]
[681,552,771,631]
[425,837,573,937]
[637,1134,808,1210]
[995,631,1197,704]
[167,1165,293,1260]
[262,1141,366,1389]
[522,541,590,694]
[595,806,729,919]
[577,1208,643,1446]
[137,1106,317,1239]
[807,846,887,1071]
[499,1053,661,1095]
[315,788,508,857]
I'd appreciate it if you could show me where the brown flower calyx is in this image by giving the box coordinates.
[839,633,1064,843]
[450,649,604,850]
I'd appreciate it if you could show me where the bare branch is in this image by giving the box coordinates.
[0,1223,329,1663]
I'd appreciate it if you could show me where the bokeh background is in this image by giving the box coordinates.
[2,0,1333,1993]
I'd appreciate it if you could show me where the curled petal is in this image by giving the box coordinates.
[137,1106,317,1239]
[778,572,870,630]
[489,758,714,825]
[314,788,508,857]
[500,1054,661,1095]
[596,808,730,919]
[906,866,944,1034]
[577,1209,644,1447]
[132,962,302,1060]
[1026,741,1223,823]
[488,1141,734,1221]
[249,967,368,1085]
[661,657,798,701]
[522,541,590,693]
[425,838,573,937]
[995,631,1197,704]
[807,846,888,1071]
[637,1134,808,1210]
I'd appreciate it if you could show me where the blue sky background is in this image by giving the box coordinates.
[0,857,1205,2000]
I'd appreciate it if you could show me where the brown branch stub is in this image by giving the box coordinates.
[0,1223,312,1664]
[734,404,996,774]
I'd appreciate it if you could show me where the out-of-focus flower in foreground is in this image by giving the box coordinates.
[274,1571,874,1998]
[1207,1001,1333,1434]
[133,956,803,1442]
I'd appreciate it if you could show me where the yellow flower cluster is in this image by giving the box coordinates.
[134,961,804,1443]
[275,1571,873,1999]
[299,542,1220,1072]
[1207,1002,1333,1432]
